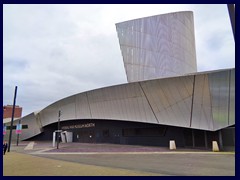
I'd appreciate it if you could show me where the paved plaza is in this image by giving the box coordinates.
[3,141,235,176]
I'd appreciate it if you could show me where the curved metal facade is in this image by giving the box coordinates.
[12,69,234,141]
[4,12,234,142]
[116,11,197,82]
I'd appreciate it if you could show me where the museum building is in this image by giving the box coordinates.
[4,11,235,150]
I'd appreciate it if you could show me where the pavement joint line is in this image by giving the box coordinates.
[30,151,235,155]
[33,148,56,153]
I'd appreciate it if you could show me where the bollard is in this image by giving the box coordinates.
[212,141,219,152]
[169,140,176,150]
[53,132,56,147]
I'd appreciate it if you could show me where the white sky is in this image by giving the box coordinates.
[3,4,235,116]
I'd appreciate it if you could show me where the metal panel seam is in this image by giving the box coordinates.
[138,82,159,124]
[208,74,214,131]
[189,75,195,127]
[36,113,43,132]
[75,95,77,119]
[227,70,231,126]
[86,92,93,119]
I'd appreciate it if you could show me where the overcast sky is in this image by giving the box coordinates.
[3,4,235,116]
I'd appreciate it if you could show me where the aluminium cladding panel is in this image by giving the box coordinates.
[208,70,230,130]
[229,69,235,126]
[20,112,42,140]
[75,92,92,119]
[39,95,77,127]
[4,120,20,142]
[140,75,194,127]
[3,113,41,141]
[87,82,158,124]
[191,74,213,131]
[116,11,197,83]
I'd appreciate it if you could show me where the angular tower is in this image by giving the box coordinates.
[116,11,197,82]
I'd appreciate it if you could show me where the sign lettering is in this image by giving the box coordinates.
[62,123,95,130]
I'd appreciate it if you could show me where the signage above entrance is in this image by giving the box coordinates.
[62,123,95,130]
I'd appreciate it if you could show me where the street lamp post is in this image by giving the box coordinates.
[8,86,18,152]
[57,110,61,149]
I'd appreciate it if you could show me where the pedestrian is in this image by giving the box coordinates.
[3,141,8,155]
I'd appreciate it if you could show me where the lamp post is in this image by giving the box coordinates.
[8,86,18,152]
[57,110,61,149]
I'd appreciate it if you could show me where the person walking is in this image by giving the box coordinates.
[3,141,8,155]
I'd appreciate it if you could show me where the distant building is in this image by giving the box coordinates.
[3,105,22,120]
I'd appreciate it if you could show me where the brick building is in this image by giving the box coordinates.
[3,105,22,119]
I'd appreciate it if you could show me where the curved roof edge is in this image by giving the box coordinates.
[17,68,234,141]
